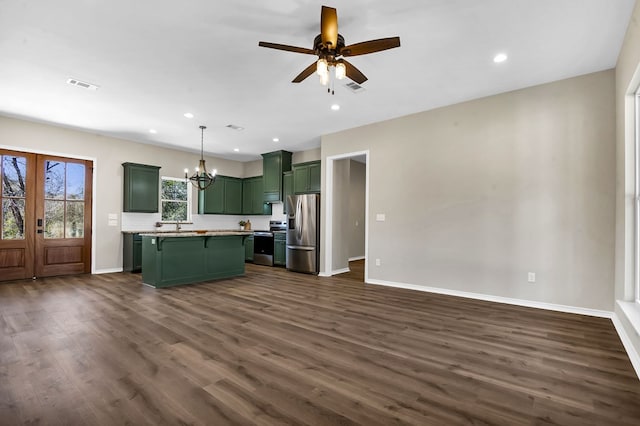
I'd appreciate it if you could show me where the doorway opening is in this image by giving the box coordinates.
[323,150,369,282]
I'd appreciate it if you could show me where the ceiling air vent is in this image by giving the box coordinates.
[67,78,99,91]
[345,81,365,93]
[225,124,245,131]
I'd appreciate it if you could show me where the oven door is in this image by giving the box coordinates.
[254,234,274,266]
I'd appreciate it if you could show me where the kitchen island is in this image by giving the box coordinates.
[140,231,252,288]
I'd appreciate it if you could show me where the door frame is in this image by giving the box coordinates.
[322,150,369,281]
[1,144,98,274]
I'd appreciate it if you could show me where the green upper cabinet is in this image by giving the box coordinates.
[262,150,292,202]
[225,178,243,214]
[198,176,243,214]
[293,161,321,194]
[242,176,272,215]
[282,171,293,215]
[122,162,160,212]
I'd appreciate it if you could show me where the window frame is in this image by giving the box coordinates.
[634,88,640,304]
[160,176,192,223]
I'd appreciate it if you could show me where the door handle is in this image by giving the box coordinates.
[37,229,43,234]
[37,218,43,227]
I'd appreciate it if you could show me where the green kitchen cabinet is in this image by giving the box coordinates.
[274,232,286,266]
[123,233,142,272]
[245,235,254,261]
[225,178,243,214]
[122,162,160,212]
[293,161,321,194]
[282,171,293,215]
[262,150,292,202]
[198,176,243,214]
[242,176,272,215]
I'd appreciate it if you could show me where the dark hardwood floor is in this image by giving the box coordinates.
[1,263,639,425]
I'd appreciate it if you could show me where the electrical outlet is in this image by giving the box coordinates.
[527,272,536,282]
[375,258,381,266]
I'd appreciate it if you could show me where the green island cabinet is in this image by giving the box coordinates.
[242,176,272,215]
[141,234,248,288]
[274,232,286,266]
[282,171,293,215]
[293,161,321,194]
[198,176,243,214]
[262,150,292,202]
[122,162,161,212]
[245,235,254,261]
[123,233,142,272]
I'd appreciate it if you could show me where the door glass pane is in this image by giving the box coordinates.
[44,200,64,238]
[2,156,27,197]
[66,163,85,200]
[65,202,84,238]
[2,198,25,239]
[44,161,65,199]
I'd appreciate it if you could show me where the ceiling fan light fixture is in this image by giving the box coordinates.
[319,72,329,86]
[316,58,328,76]
[335,62,346,80]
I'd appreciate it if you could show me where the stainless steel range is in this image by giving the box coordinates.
[253,220,287,266]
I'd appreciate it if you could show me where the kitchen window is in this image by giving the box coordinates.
[161,177,191,222]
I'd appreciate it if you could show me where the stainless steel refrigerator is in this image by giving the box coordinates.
[286,194,320,274]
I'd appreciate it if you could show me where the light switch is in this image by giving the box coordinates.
[376,213,386,222]
[108,213,118,220]
[108,219,118,226]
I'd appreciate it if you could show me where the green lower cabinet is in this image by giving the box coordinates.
[245,235,254,261]
[123,233,142,273]
[141,235,247,288]
[274,232,286,266]
[292,161,321,194]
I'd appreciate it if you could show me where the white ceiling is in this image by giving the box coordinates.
[0,0,635,161]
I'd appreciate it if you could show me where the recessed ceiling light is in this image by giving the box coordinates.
[233,148,240,152]
[331,104,340,111]
[149,129,157,134]
[272,137,279,142]
[184,112,194,119]
[493,53,508,63]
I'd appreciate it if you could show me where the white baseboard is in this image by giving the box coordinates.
[612,311,640,380]
[349,256,365,261]
[93,267,123,274]
[365,278,613,318]
[318,272,332,277]
[331,267,351,276]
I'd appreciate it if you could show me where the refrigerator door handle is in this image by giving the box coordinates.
[295,197,302,240]
[286,245,315,251]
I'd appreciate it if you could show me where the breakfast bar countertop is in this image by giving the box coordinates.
[125,230,254,237]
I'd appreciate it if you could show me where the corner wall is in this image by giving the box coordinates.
[322,70,616,311]
[615,0,640,370]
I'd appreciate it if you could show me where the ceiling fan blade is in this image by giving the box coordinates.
[292,62,318,83]
[341,37,401,57]
[342,59,368,84]
[321,6,338,49]
[258,41,315,55]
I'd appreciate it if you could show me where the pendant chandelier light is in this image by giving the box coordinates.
[184,125,216,191]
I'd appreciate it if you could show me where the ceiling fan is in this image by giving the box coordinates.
[258,5,400,88]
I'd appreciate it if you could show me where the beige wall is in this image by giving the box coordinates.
[322,70,616,311]
[331,159,350,272]
[349,160,366,259]
[615,0,640,363]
